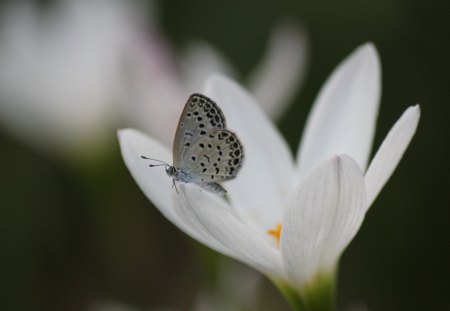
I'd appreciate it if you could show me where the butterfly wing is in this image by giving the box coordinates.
[173,93,226,166]
[180,129,244,183]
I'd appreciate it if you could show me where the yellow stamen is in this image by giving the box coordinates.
[267,223,282,246]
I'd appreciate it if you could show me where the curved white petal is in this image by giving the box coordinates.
[176,184,284,277]
[297,43,381,178]
[119,128,182,221]
[118,128,233,255]
[247,21,308,120]
[204,74,295,233]
[281,155,367,287]
[365,105,420,208]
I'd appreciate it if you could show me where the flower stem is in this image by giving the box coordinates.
[273,271,336,311]
[276,283,307,311]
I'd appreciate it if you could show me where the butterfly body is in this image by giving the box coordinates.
[145,93,244,195]
[165,165,196,185]
[166,165,227,194]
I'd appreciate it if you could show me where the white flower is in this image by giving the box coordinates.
[0,0,142,158]
[125,21,308,147]
[118,43,420,309]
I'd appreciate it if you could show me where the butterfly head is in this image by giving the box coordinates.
[165,165,176,177]
[141,156,174,175]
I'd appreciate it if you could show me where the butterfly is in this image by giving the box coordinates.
[142,93,244,195]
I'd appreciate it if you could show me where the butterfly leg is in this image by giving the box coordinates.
[172,179,179,194]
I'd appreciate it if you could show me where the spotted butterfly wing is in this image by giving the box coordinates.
[172,93,244,194]
[181,129,244,180]
[173,93,226,166]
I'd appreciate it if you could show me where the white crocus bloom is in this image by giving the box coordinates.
[0,0,141,159]
[126,21,307,147]
[119,43,420,310]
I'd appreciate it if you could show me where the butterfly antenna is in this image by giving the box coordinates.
[141,156,170,167]
[141,156,170,168]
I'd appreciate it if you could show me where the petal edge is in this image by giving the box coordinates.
[365,105,421,208]
[297,43,381,177]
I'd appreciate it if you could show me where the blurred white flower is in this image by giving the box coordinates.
[125,21,307,147]
[119,43,420,310]
[0,0,143,158]
[0,0,307,164]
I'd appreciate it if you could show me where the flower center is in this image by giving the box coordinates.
[267,223,282,246]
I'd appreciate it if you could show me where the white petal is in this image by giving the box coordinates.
[297,43,381,177]
[204,74,295,233]
[247,21,308,120]
[176,184,284,277]
[281,155,367,287]
[365,105,420,208]
[119,128,180,220]
[118,128,232,254]
[180,40,237,94]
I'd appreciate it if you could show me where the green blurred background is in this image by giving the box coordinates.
[1,0,449,310]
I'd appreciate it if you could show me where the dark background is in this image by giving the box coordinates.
[1,0,449,310]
